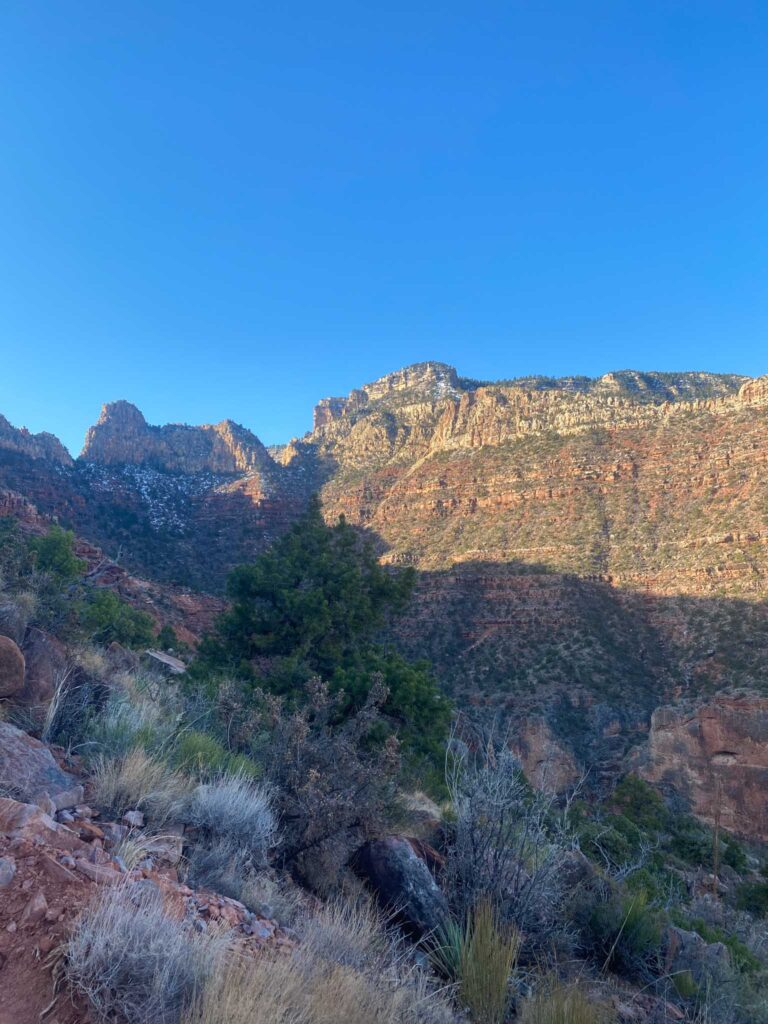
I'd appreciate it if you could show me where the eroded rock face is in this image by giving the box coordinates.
[639,693,768,842]
[0,635,25,699]
[509,717,581,793]
[81,400,276,475]
[0,414,72,465]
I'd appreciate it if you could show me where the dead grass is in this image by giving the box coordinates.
[457,901,521,1024]
[65,882,228,1024]
[90,747,192,823]
[518,977,616,1024]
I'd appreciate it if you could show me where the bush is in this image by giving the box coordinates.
[29,525,86,583]
[184,772,276,864]
[518,978,616,1024]
[65,883,226,1024]
[79,589,155,647]
[735,880,768,918]
[443,736,569,950]
[173,731,259,780]
[259,676,403,894]
[90,748,192,823]
[587,888,662,980]
[196,497,451,778]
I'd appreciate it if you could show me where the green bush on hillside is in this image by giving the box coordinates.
[195,497,451,781]
[78,589,155,647]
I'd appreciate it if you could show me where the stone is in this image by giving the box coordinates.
[122,810,145,828]
[54,787,85,811]
[21,891,48,925]
[0,797,85,852]
[0,721,80,807]
[20,628,67,706]
[664,926,732,986]
[354,836,449,937]
[0,855,16,887]
[74,858,120,884]
[0,635,25,698]
[39,853,78,884]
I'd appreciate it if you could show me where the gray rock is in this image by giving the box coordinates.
[0,721,80,807]
[354,836,449,937]
[0,856,16,888]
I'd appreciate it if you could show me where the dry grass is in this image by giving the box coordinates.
[65,882,228,1024]
[185,772,277,860]
[518,978,616,1024]
[183,947,456,1024]
[90,747,192,822]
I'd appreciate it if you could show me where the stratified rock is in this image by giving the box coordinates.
[0,414,72,464]
[354,836,449,937]
[639,693,768,842]
[0,635,25,699]
[0,721,80,806]
[81,400,275,475]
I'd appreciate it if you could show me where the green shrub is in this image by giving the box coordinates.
[589,889,662,979]
[29,525,86,583]
[735,880,768,918]
[518,977,616,1024]
[611,775,669,833]
[79,590,155,647]
[173,731,260,779]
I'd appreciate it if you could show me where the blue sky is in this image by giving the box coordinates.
[1,2,767,455]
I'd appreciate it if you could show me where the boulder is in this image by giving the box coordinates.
[354,836,449,937]
[0,634,25,698]
[0,602,28,646]
[20,628,66,705]
[0,855,16,887]
[664,925,731,986]
[0,720,80,806]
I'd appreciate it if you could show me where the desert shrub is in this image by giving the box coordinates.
[184,771,276,862]
[85,694,167,757]
[443,734,570,951]
[587,888,662,980]
[518,977,616,1024]
[29,524,86,583]
[90,748,192,822]
[258,676,403,894]
[610,775,669,833]
[735,880,768,918]
[65,883,227,1024]
[172,730,259,780]
[239,870,305,924]
[79,589,155,647]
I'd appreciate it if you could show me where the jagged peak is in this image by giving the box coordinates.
[81,403,272,475]
[0,413,73,465]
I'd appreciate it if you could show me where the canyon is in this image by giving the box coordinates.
[1,361,767,837]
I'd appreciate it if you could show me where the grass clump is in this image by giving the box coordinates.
[457,901,521,1024]
[518,978,616,1024]
[90,747,192,823]
[65,883,227,1024]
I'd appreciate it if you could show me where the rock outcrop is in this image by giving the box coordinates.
[0,415,72,465]
[0,636,25,699]
[0,722,82,809]
[354,836,449,937]
[81,400,276,475]
[638,693,768,842]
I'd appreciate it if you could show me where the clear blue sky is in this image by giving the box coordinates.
[1,2,767,455]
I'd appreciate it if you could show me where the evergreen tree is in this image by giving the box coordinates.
[198,497,451,777]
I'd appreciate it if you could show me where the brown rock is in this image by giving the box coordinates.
[21,891,48,925]
[39,853,78,884]
[509,716,581,793]
[19,628,66,706]
[0,635,24,698]
[640,693,768,842]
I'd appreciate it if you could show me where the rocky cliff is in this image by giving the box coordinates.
[2,362,768,830]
